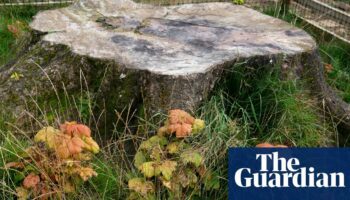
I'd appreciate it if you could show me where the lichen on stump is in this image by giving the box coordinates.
[1,0,348,132]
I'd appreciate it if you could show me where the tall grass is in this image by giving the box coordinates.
[263,3,350,105]
[320,41,350,103]
[216,61,336,147]
[0,133,30,199]
[0,7,39,65]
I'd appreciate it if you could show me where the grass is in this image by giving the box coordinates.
[320,41,350,103]
[263,5,350,105]
[0,7,39,65]
[215,60,336,147]
[0,132,31,199]
[0,2,348,199]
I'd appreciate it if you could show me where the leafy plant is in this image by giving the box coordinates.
[7,20,27,38]
[5,122,100,200]
[233,0,245,5]
[128,110,219,200]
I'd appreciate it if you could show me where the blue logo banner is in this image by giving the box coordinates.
[229,148,350,200]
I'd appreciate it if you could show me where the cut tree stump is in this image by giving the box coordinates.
[0,0,348,133]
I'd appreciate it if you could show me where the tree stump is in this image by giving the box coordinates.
[1,0,348,132]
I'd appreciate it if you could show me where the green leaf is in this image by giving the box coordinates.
[14,172,25,183]
[180,152,203,167]
[10,72,24,81]
[139,140,153,151]
[186,169,198,188]
[204,171,220,190]
[134,151,147,169]
[166,142,179,154]
[150,146,162,162]
[139,162,156,178]
[34,126,60,149]
[139,136,168,151]
[149,135,168,147]
[192,119,205,135]
[155,160,177,181]
[23,165,36,173]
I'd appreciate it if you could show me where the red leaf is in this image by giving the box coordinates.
[60,121,91,137]
[23,173,40,189]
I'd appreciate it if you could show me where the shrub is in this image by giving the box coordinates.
[5,122,100,199]
[128,110,219,200]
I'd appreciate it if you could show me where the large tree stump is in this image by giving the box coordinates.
[1,0,347,132]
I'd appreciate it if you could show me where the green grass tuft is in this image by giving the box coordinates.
[0,7,39,65]
[320,41,350,103]
[217,62,336,147]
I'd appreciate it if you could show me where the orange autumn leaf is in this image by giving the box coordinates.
[68,136,85,154]
[7,24,19,37]
[53,134,70,159]
[324,63,333,73]
[55,136,85,159]
[167,110,195,138]
[60,121,91,137]
[256,143,288,148]
[7,21,25,38]
[256,143,274,148]
[23,173,40,189]
[55,143,71,159]
[168,123,192,138]
[168,109,195,125]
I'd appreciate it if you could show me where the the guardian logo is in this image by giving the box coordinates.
[234,152,345,188]
[229,148,350,200]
